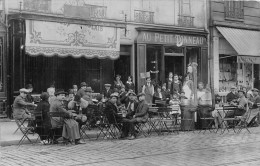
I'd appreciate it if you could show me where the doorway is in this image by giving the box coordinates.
[165,56,184,79]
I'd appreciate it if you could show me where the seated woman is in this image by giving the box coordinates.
[34,92,51,144]
[153,86,166,107]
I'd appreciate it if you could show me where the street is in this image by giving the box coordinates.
[1,127,260,166]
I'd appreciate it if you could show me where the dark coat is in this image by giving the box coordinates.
[35,100,51,127]
[153,92,166,103]
[124,98,139,117]
[103,89,113,99]
[171,81,182,95]
[104,101,122,123]
[226,92,239,103]
[77,88,86,98]
[134,100,149,122]
[125,82,135,92]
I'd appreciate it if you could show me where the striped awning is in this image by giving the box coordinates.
[25,20,121,60]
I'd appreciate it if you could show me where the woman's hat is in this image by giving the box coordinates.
[55,89,68,96]
[252,88,259,92]
[80,82,87,87]
[86,87,93,92]
[19,88,29,93]
[110,93,119,98]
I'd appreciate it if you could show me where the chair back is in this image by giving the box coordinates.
[48,111,70,118]
[223,105,238,118]
[154,100,166,107]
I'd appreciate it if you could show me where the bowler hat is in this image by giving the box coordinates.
[80,82,87,87]
[55,89,68,96]
[128,91,136,96]
[137,92,145,97]
[86,87,93,92]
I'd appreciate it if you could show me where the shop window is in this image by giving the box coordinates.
[146,45,162,85]
[225,1,244,20]
[219,55,237,92]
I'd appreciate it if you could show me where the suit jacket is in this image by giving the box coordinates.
[124,98,139,117]
[50,99,71,128]
[13,95,33,119]
[134,100,149,122]
[104,101,122,123]
[153,92,166,104]
[171,81,182,95]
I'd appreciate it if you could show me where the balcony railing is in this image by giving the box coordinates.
[177,15,194,27]
[134,10,154,24]
[225,7,244,19]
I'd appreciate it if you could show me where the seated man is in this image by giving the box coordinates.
[226,86,239,103]
[103,93,129,138]
[124,93,149,140]
[102,84,113,101]
[13,88,37,120]
[226,90,248,118]
[50,89,85,145]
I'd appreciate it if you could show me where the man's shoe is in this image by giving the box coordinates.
[75,139,86,145]
[128,135,135,140]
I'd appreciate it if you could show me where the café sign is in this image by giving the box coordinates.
[137,31,207,46]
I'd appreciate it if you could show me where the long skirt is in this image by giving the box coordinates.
[62,119,80,141]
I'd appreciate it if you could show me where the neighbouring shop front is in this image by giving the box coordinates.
[136,28,208,91]
[7,14,125,117]
[216,27,260,93]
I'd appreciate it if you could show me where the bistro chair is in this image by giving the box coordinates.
[47,111,69,144]
[147,107,161,135]
[219,105,239,134]
[197,107,216,134]
[235,106,251,134]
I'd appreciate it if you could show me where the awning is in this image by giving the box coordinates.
[217,26,260,63]
[25,20,120,60]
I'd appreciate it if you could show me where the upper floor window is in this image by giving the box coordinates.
[225,1,244,20]
[178,0,194,27]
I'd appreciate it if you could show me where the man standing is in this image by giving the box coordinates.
[50,89,85,145]
[226,86,239,103]
[142,77,154,104]
[13,88,37,120]
[77,82,87,98]
[247,88,260,126]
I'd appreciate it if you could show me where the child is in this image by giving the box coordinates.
[169,93,181,115]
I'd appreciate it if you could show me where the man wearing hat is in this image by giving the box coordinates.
[13,88,37,120]
[50,89,85,144]
[103,93,129,138]
[226,86,239,103]
[124,91,138,118]
[103,84,113,100]
[77,82,88,98]
[124,92,149,140]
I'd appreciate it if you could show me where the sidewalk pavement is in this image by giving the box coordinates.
[0,121,99,147]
